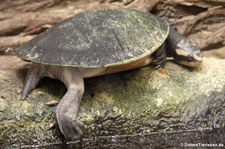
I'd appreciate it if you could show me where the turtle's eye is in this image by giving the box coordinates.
[187,56,193,62]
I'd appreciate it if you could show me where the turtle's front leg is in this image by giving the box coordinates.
[152,43,166,69]
[56,67,84,141]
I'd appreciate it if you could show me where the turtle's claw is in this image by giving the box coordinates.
[59,118,84,141]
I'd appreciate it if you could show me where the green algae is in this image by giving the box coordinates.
[0,58,225,146]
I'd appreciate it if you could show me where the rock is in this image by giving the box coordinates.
[0,55,31,70]
[0,57,225,148]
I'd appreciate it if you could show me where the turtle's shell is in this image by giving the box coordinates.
[13,9,169,67]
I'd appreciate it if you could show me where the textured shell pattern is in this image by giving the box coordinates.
[13,9,169,67]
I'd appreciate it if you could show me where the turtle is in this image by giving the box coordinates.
[13,8,203,141]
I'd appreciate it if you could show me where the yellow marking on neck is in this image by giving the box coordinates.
[175,49,189,57]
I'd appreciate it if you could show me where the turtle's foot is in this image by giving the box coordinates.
[56,83,84,141]
[152,43,166,69]
[58,117,84,141]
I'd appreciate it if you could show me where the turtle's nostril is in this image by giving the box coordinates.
[196,52,203,57]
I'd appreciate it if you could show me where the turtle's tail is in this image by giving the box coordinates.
[21,64,43,100]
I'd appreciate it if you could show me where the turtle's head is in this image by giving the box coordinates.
[167,27,203,68]
[173,38,203,68]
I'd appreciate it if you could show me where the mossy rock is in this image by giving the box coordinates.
[0,58,225,148]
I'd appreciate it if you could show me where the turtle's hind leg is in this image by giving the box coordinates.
[21,64,44,100]
[56,67,84,141]
[151,43,167,69]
